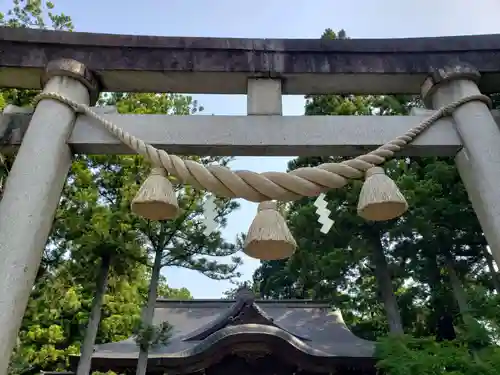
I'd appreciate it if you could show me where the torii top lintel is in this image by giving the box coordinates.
[1,27,500,95]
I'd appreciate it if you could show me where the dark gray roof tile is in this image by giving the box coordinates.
[92,295,375,361]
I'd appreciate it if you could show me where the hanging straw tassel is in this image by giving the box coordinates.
[243,201,297,260]
[357,166,408,221]
[131,167,179,220]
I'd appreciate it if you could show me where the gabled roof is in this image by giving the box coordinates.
[84,289,376,374]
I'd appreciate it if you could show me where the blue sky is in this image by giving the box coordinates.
[16,0,500,298]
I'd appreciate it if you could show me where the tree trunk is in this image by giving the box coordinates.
[445,256,470,318]
[136,246,163,375]
[483,247,500,294]
[426,255,456,341]
[369,232,404,334]
[445,255,485,358]
[76,254,111,375]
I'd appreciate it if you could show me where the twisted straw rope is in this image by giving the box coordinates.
[33,92,490,203]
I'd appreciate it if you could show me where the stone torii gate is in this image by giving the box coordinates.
[2,27,500,373]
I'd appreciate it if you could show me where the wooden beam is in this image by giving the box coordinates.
[2,27,500,94]
[2,110,489,157]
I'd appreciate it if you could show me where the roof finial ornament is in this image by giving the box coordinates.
[235,283,255,302]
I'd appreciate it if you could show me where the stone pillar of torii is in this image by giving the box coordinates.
[0,60,98,374]
[0,58,500,375]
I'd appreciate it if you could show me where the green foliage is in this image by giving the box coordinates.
[133,322,173,351]
[99,92,204,114]
[158,281,191,300]
[94,93,242,280]
[223,280,260,299]
[0,0,74,204]
[0,0,73,111]
[376,334,500,375]
[0,0,73,30]
[13,263,142,372]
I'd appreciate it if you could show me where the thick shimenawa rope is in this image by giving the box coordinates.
[32,92,491,203]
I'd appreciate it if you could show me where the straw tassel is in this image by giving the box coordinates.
[357,167,408,221]
[243,201,297,260]
[131,167,179,220]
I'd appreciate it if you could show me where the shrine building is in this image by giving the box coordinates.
[75,288,376,375]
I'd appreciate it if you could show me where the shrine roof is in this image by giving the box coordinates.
[85,289,375,373]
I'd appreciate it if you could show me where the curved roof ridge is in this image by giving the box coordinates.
[90,303,372,352]
[324,309,375,345]
[155,299,331,308]
[182,295,310,342]
[90,324,354,358]
[160,324,330,358]
[182,298,246,341]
